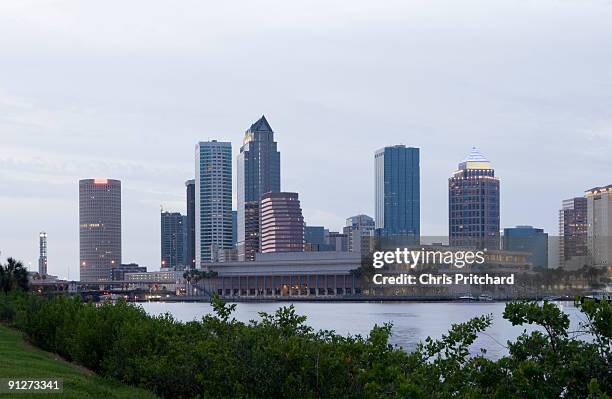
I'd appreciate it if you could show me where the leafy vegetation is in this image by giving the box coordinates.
[0,290,610,398]
[0,323,157,399]
[0,257,29,294]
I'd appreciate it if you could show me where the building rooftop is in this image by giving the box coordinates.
[461,147,489,163]
[248,115,273,133]
[586,184,612,195]
[458,147,492,170]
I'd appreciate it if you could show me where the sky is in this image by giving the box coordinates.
[0,0,611,279]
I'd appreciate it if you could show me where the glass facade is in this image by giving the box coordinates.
[503,226,548,268]
[185,179,196,268]
[161,211,185,268]
[237,116,281,261]
[559,197,588,268]
[79,178,121,281]
[448,147,500,249]
[375,145,420,237]
[196,141,233,265]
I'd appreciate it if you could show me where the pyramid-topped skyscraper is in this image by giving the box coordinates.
[237,115,281,261]
[448,147,500,249]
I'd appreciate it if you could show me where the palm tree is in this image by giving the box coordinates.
[201,270,218,296]
[0,257,29,293]
[183,271,193,296]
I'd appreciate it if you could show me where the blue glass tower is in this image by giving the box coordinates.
[503,226,548,268]
[375,145,420,237]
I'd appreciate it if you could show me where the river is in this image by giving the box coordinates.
[139,301,586,359]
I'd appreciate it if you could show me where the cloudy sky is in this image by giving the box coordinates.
[1,0,610,278]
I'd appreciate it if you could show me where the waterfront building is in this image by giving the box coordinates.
[111,263,147,281]
[124,270,183,293]
[503,226,548,268]
[260,192,304,253]
[38,232,47,276]
[374,145,420,237]
[559,196,588,269]
[196,141,233,265]
[79,178,121,281]
[586,184,612,267]
[161,211,185,268]
[185,179,196,268]
[237,116,281,261]
[203,251,361,298]
[448,147,500,249]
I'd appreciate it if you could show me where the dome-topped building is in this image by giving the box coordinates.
[449,147,500,249]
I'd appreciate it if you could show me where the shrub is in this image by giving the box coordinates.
[0,292,610,398]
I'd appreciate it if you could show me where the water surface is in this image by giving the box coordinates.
[140,301,585,359]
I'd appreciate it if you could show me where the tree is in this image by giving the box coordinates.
[0,257,29,293]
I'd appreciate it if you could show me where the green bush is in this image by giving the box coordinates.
[0,292,610,398]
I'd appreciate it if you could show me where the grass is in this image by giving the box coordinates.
[0,324,157,399]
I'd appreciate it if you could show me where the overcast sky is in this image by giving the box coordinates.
[1,0,611,278]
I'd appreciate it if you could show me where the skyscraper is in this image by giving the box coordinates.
[38,232,47,276]
[185,179,196,268]
[260,192,304,253]
[375,145,420,237]
[586,184,612,267]
[559,196,588,269]
[196,140,233,265]
[237,115,281,261]
[79,178,121,281]
[448,147,500,249]
[161,211,185,268]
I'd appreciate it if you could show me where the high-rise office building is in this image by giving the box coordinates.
[38,232,47,275]
[375,145,420,237]
[448,147,500,249]
[237,115,281,261]
[185,179,196,268]
[260,192,304,253]
[586,184,612,267]
[343,214,375,254]
[161,211,185,268]
[503,226,548,268]
[559,196,588,269]
[196,141,233,265]
[79,178,121,281]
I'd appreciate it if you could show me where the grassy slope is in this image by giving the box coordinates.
[0,325,157,399]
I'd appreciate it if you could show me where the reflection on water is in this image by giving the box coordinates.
[139,301,583,359]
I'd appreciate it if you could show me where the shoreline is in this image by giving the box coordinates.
[127,296,575,304]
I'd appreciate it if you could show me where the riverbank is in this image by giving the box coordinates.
[0,324,157,399]
[130,294,569,303]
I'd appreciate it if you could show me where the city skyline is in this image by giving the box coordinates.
[5,128,609,279]
[2,1,611,278]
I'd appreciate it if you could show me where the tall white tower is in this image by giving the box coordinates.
[38,232,48,275]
